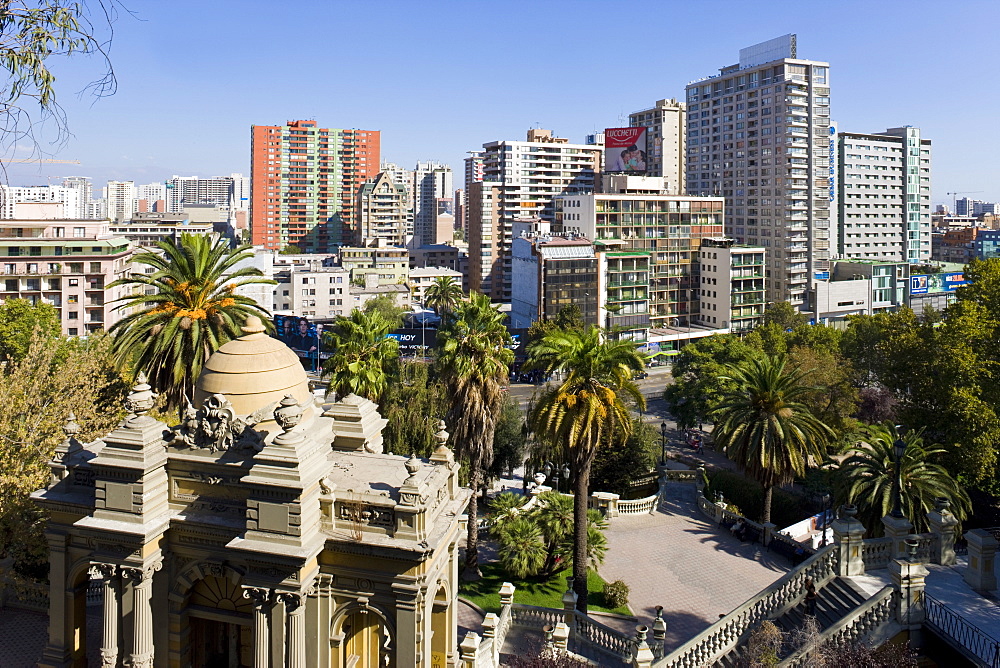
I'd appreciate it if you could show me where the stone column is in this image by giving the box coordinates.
[882,514,914,560]
[242,587,271,668]
[927,500,959,566]
[632,625,654,668]
[121,560,162,668]
[279,593,306,668]
[458,632,480,667]
[561,577,578,627]
[963,529,998,593]
[889,557,929,649]
[39,531,72,668]
[552,622,570,651]
[393,583,421,666]
[832,505,867,576]
[93,563,119,668]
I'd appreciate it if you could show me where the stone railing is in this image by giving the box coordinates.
[779,585,897,667]
[511,603,564,629]
[914,533,938,562]
[0,573,49,612]
[655,544,839,668]
[573,612,635,663]
[861,536,892,569]
[618,492,660,516]
[87,576,103,606]
[629,471,660,488]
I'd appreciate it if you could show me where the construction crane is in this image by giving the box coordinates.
[946,190,984,214]
[1,158,80,164]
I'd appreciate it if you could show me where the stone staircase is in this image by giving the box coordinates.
[715,577,871,667]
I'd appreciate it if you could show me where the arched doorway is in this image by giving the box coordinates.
[337,607,394,668]
[188,575,252,668]
[430,584,450,668]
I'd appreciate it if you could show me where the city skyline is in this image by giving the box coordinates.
[1,0,997,206]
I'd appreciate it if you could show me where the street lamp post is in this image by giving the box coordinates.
[820,493,831,547]
[891,429,907,519]
[660,421,668,465]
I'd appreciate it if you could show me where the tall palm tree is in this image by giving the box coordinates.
[321,308,399,402]
[108,233,274,412]
[526,326,644,611]
[436,291,513,580]
[839,423,970,534]
[423,276,463,316]
[712,355,834,524]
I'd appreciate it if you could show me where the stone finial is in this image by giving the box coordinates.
[241,315,267,335]
[435,420,449,447]
[63,412,80,439]
[841,503,858,519]
[935,496,952,514]
[274,394,303,433]
[404,453,422,482]
[123,372,156,418]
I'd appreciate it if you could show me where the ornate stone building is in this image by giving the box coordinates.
[33,316,469,667]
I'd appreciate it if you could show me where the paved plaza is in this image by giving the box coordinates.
[600,481,791,651]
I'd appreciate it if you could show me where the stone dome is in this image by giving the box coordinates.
[194,316,311,419]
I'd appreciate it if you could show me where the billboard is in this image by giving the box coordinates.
[909,272,968,295]
[604,127,648,174]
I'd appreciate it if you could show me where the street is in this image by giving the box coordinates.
[507,363,674,411]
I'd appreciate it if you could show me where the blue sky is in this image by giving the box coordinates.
[5,0,1000,207]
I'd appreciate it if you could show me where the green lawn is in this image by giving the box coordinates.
[458,561,632,616]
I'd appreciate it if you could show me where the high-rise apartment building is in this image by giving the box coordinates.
[556,184,725,341]
[469,130,599,300]
[628,98,686,194]
[357,172,411,247]
[685,35,831,308]
[166,175,247,213]
[250,120,380,252]
[61,177,94,216]
[837,127,932,262]
[0,185,83,219]
[955,197,996,217]
[106,181,137,223]
[462,152,485,239]
[136,182,167,213]
[697,237,766,332]
[413,161,453,246]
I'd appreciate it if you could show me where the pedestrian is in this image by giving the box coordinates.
[804,578,818,617]
[696,436,704,455]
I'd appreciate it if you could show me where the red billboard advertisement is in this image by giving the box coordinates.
[604,127,648,173]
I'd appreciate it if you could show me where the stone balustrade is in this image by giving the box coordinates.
[861,536,892,570]
[573,612,636,662]
[618,493,660,516]
[0,573,49,612]
[655,545,839,668]
[778,585,897,667]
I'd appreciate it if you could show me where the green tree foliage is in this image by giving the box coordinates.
[527,304,586,343]
[762,301,809,331]
[422,276,463,316]
[712,355,834,524]
[107,233,275,412]
[0,297,60,362]
[436,291,513,579]
[526,326,644,611]
[321,308,399,403]
[362,293,407,329]
[379,361,447,456]
[664,334,761,430]
[488,395,527,482]
[0,1,118,154]
[0,330,127,578]
[493,491,608,579]
[278,244,302,254]
[590,418,659,495]
[837,423,971,535]
[786,344,859,442]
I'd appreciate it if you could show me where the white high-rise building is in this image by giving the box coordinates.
[106,181,137,222]
[136,182,167,212]
[413,161,453,246]
[0,185,83,219]
[629,98,686,194]
[837,127,932,263]
[166,175,240,213]
[469,129,599,300]
[230,173,250,211]
[61,177,94,216]
[685,34,831,308]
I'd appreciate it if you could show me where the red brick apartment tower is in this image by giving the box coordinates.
[250,120,380,252]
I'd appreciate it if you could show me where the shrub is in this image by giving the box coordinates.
[705,470,807,528]
[602,579,630,609]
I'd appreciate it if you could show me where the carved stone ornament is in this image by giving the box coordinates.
[123,372,157,417]
[92,562,116,580]
[274,394,303,432]
[172,393,274,453]
[121,560,162,584]
[242,586,271,605]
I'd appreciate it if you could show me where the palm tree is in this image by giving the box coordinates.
[712,355,834,524]
[436,291,513,580]
[526,326,645,611]
[838,423,970,534]
[108,233,274,412]
[321,308,400,402]
[423,276,463,316]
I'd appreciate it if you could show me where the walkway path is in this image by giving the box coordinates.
[600,481,792,652]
